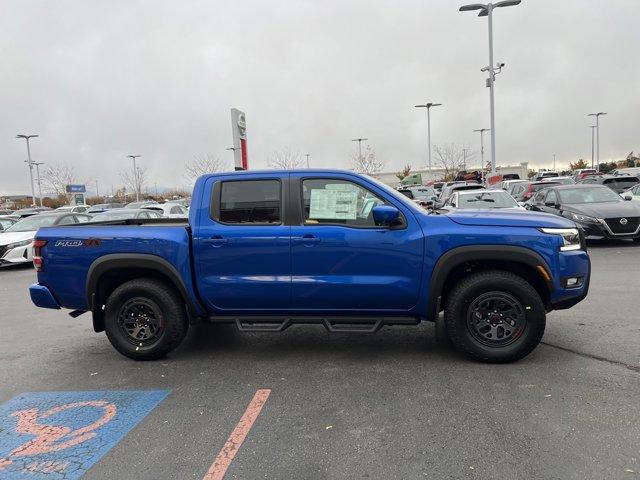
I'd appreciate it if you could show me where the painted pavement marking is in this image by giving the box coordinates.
[0,390,168,479]
[203,389,271,480]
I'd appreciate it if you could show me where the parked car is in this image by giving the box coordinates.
[87,203,123,214]
[577,175,640,193]
[56,205,90,214]
[528,184,640,241]
[89,208,163,222]
[397,186,438,208]
[573,170,602,182]
[431,182,445,195]
[612,167,640,177]
[11,207,52,218]
[29,169,590,363]
[542,176,575,185]
[443,189,525,211]
[534,171,559,181]
[0,210,14,216]
[513,181,561,203]
[0,217,17,232]
[621,184,640,202]
[501,179,528,191]
[437,183,485,208]
[142,203,189,218]
[0,213,91,265]
[124,200,159,209]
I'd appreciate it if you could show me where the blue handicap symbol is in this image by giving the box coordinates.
[0,390,168,479]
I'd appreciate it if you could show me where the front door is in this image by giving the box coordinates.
[194,174,290,311]
[289,174,423,312]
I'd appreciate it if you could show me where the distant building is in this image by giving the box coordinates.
[1,195,32,210]
[372,162,529,186]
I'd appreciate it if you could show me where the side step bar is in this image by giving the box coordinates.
[212,316,420,334]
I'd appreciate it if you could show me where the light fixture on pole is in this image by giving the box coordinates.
[589,125,597,169]
[460,1,521,175]
[16,134,39,207]
[305,153,310,168]
[473,128,490,172]
[587,112,607,171]
[126,155,141,202]
[32,162,44,207]
[414,103,442,176]
[351,138,368,160]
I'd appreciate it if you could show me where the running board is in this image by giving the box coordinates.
[212,316,420,334]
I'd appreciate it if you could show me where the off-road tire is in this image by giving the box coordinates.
[444,270,546,363]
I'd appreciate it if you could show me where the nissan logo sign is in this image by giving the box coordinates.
[620,218,628,225]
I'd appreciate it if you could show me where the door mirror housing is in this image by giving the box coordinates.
[545,201,558,207]
[622,192,633,201]
[372,205,401,226]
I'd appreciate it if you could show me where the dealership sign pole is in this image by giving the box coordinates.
[230,108,248,170]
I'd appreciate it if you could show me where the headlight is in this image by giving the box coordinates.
[6,240,32,249]
[540,228,582,251]
[570,213,598,223]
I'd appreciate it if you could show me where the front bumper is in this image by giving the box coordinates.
[29,283,61,310]
[0,245,31,265]
[549,250,591,311]
[577,219,640,239]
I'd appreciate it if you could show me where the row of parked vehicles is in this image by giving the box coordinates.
[398,169,640,243]
[0,199,189,266]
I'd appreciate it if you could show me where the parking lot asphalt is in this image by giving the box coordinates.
[1,241,639,480]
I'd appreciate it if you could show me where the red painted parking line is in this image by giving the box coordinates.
[203,389,271,480]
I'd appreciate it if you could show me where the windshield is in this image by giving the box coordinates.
[533,182,559,192]
[90,211,139,221]
[5,215,58,232]
[56,206,73,212]
[457,191,518,209]
[558,187,622,204]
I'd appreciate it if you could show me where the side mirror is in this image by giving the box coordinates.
[623,192,633,201]
[372,205,401,226]
[544,201,557,207]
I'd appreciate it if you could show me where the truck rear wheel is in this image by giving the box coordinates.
[444,270,546,363]
[104,278,188,360]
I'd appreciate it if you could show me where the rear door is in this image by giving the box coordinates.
[194,174,291,311]
[289,173,423,312]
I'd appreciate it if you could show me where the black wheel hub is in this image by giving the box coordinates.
[117,298,163,345]
[466,291,526,347]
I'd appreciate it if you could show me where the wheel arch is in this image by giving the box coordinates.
[86,254,200,332]
[427,245,553,322]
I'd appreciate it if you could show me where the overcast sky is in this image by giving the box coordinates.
[2,0,639,195]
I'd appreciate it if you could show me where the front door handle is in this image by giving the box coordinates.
[203,236,228,246]
[292,235,321,244]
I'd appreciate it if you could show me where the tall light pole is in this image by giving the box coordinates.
[589,125,597,169]
[462,148,469,171]
[126,155,141,202]
[32,162,44,207]
[305,153,310,168]
[16,134,39,207]
[473,128,490,171]
[414,103,442,176]
[351,138,368,160]
[587,112,607,171]
[553,154,556,171]
[460,1,521,175]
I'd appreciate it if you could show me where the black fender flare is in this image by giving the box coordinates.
[427,245,553,321]
[86,253,200,332]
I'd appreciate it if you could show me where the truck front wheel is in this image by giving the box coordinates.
[104,278,189,360]
[444,270,546,363]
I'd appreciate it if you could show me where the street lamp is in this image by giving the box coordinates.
[126,155,141,202]
[16,134,39,206]
[587,112,607,171]
[473,128,490,172]
[305,153,310,168]
[351,138,368,160]
[460,1,521,175]
[32,162,44,207]
[414,103,442,176]
[589,125,597,169]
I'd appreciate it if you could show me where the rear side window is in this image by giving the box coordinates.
[218,180,281,224]
[170,206,184,214]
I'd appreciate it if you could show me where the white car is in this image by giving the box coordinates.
[0,213,92,266]
[56,205,90,214]
[142,203,189,218]
[443,189,526,212]
[622,184,640,201]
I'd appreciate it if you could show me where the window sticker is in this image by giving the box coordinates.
[309,189,358,220]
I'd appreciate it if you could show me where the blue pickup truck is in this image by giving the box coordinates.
[29,170,590,362]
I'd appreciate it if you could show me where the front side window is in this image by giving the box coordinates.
[57,215,76,225]
[545,190,558,205]
[219,180,281,224]
[302,179,385,227]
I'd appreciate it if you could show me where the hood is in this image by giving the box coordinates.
[0,230,36,246]
[445,210,575,228]
[561,201,640,218]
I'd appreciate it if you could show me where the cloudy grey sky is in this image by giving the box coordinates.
[2,0,639,195]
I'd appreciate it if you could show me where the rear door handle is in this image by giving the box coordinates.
[292,235,321,244]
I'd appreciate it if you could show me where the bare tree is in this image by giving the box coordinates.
[396,163,412,181]
[433,143,468,181]
[352,145,384,175]
[41,163,76,197]
[268,147,303,169]
[184,154,227,183]
[120,165,148,198]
